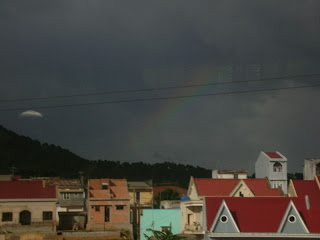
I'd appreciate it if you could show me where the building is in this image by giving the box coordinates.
[127,181,153,239]
[86,178,132,234]
[46,179,86,230]
[204,197,320,239]
[181,177,282,236]
[140,209,181,240]
[212,170,247,179]
[303,158,320,180]
[255,151,288,194]
[0,181,57,233]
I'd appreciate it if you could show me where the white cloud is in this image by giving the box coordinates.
[20,110,43,118]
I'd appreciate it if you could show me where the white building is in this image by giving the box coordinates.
[303,158,320,180]
[255,151,287,194]
[212,170,247,179]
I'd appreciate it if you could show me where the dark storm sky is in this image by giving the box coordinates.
[1,0,320,174]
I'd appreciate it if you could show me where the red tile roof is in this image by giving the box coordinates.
[292,180,320,208]
[194,178,239,196]
[243,179,282,196]
[194,178,281,197]
[265,152,282,159]
[0,181,56,199]
[205,197,320,233]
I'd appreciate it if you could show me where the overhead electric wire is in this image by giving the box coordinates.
[0,82,319,112]
[0,73,319,103]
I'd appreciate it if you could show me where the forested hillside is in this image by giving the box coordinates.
[0,125,211,188]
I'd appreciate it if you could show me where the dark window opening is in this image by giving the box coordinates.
[135,192,140,204]
[105,207,110,222]
[95,206,100,212]
[43,211,53,221]
[2,212,12,222]
[273,162,282,172]
[116,205,124,210]
[102,184,108,190]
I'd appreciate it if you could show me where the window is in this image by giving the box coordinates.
[102,183,108,190]
[288,215,296,223]
[62,193,70,200]
[220,215,228,223]
[95,206,100,212]
[273,162,282,172]
[43,211,53,221]
[2,212,12,222]
[116,205,124,210]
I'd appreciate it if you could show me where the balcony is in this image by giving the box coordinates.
[184,223,203,234]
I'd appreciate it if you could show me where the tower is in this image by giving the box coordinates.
[255,151,287,194]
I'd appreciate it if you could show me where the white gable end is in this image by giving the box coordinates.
[210,201,239,233]
[278,201,309,234]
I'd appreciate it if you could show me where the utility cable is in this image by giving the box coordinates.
[0,73,319,103]
[0,82,319,112]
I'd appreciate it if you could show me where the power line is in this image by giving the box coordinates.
[0,82,319,112]
[0,73,319,103]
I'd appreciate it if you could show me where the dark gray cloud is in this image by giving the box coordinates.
[0,0,320,174]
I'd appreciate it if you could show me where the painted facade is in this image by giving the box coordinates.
[140,209,181,240]
[86,178,132,233]
[255,151,288,194]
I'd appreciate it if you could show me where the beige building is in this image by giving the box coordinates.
[0,181,57,232]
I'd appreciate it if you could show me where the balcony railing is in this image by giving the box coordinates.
[184,223,202,232]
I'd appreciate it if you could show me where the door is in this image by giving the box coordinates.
[20,210,31,225]
[188,214,194,225]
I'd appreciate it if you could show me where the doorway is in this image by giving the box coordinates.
[20,210,31,225]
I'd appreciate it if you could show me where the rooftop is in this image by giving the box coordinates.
[0,181,56,199]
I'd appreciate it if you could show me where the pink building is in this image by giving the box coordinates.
[87,178,132,233]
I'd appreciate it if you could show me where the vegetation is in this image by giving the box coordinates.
[144,225,183,240]
[153,189,181,208]
[0,125,211,188]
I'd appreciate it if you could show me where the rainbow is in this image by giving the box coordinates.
[126,64,232,150]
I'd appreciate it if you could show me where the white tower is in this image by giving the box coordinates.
[255,151,287,194]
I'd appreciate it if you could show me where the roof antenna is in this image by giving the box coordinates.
[305,195,310,210]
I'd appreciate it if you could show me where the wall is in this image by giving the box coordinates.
[59,191,85,207]
[129,191,152,205]
[140,209,181,240]
[0,200,56,227]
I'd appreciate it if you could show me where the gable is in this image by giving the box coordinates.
[188,177,199,200]
[210,201,239,233]
[278,201,309,234]
[230,181,254,197]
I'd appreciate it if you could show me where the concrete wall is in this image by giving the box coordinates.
[140,209,181,240]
